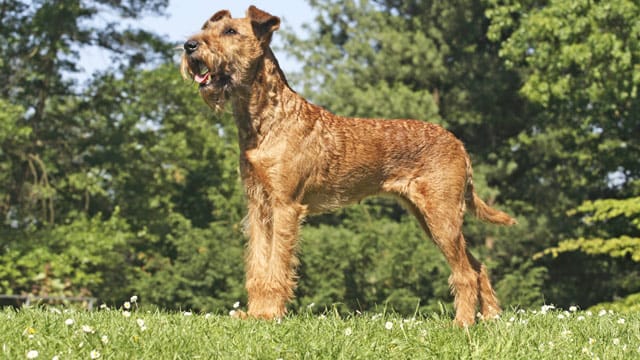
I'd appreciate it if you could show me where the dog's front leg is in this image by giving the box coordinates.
[244,193,305,320]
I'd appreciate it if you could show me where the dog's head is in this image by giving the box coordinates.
[180,6,280,111]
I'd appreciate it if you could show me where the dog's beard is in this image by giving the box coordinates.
[181,54,231,112]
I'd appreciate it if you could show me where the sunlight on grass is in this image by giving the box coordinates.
[2,301,639,359]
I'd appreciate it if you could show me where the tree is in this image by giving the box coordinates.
[0,1,248,306]
[486,0,640,307]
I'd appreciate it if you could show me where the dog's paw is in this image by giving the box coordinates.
[230,309,248,319]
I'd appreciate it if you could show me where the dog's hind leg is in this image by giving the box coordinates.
[465,249,501,320]
[401,182,481,327]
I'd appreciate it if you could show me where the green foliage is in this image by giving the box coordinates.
[537,196,640,262]
[298,218,450,314]
[0,210,133,301]
[1,0,639,316]
[591,293,640,314]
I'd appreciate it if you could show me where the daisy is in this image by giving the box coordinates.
[26,350,39,359]
[90,349,101,359]
[136,318,147,331]
[385,321,393,330]
[81,325,95,334]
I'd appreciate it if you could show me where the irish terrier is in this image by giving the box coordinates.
[181,6,516,326]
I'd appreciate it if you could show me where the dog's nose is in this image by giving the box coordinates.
[184,40,199,54]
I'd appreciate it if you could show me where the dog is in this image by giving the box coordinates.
[181,6,516,326]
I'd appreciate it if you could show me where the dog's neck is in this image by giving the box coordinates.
[231,47,305,149]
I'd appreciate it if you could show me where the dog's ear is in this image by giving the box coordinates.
[202,10,231,29]
[247,6,280,44]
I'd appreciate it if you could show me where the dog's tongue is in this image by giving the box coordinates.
[195,72,210,84]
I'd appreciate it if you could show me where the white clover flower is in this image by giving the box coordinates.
[233,301,240,309]
[99,304,108,310]
[64,318,74,326]
[541,304,555,313]
[136,318,147,331]
[52,356,60,360]
[101,335,109,344]
[617,318,625,324]
[557,314,565,320]
[90,349,101,359]
[613,338,620,346]
[307,302,315,309]
[205,313,212,319]
[569,306,578,312]
[589,338,596,345]
[577,315,585,321]
[81,325,95,334]
[598,309,607,317]
[318,314,326,319]
[130,295,138,303]
[371,313,383,321]
[344,327,352,336]
[183,311,193,316]
[384,321,393,330]
[517,309,526,314]
[509,317,516,322]
[26,350,39,359]
[586,310,593,316]
[123,301,131,310]
[229,310,236,317]
[122,311,131,318]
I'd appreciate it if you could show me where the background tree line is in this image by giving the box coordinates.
[0,0,638,314]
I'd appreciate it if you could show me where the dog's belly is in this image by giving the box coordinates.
[302,192,364,214]
[301,179,382,214]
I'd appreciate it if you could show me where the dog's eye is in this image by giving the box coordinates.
[223,28,237,35]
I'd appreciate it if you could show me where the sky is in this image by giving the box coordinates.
[80,1,314,78]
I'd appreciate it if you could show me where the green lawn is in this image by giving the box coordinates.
[3,303,639,359]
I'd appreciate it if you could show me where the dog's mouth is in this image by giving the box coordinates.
[192,61,231,89]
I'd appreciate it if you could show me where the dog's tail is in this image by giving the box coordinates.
[464,163,516,226]
[466,189,516,225]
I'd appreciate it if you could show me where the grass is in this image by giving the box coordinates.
[2,302,640,359]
